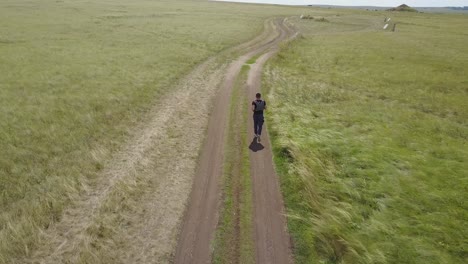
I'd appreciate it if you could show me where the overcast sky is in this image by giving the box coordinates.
[217,0,468,7]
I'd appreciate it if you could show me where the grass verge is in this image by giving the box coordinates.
[265,12,467,264]
[246,55,260,65]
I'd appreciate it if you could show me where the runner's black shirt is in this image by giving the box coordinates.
[252,100,266,115]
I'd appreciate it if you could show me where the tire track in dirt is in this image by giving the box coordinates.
[246,19,298,264]
[174,18,297,264]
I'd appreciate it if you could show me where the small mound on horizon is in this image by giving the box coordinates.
[387,4,418,12]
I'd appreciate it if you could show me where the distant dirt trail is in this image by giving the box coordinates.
[175,18,297,264]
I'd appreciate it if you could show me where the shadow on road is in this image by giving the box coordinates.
[249,137,264,152]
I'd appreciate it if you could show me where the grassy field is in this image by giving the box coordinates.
[3,0,466,262]
[265,10,468,264]
[0,0,316,262]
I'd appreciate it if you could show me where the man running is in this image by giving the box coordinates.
[252,93,266,142]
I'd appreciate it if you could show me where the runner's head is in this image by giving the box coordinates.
[256,93,261,99]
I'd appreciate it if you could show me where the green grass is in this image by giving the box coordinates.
[246,55,260,65]
[213,65,255,264]
[265,11,468,264]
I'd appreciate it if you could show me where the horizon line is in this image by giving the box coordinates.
[214,0,467,8]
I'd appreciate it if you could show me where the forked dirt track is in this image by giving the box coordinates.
[175,18,297,264]
[17,18,296,264]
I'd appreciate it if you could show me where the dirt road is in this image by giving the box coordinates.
[246,20,298,264]
[175,18,297,264]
